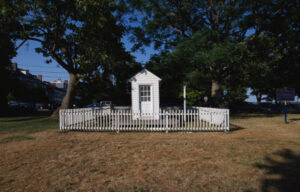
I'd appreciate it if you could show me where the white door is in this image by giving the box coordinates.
[139,85,153,115]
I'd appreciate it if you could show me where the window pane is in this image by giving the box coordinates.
[140,85,151,102]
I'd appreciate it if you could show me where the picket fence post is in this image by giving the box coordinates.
[166,111,169,133]
[117,111,120,133]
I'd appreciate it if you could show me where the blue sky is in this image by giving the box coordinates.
[13,37,259,103]
[12,37,158,82]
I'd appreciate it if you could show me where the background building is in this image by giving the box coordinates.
[9,62,68,106]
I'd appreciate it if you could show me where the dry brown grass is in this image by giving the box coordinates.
[0,114,300,192]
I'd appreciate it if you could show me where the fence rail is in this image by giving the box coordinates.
[59,107,229,132]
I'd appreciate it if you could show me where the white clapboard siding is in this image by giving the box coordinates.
[130,69,161,119]
[60,107,230,132]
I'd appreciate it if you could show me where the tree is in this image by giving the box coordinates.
[78,60,142,106]
[146,51,187,105]
[16,0,131,116]
[0,0,24,114]
[245,34,281,104]
[0,33,15,114]
[127,0,250,106]
[129,0,300,105]
[268,0,300,97]
[147,30,248,106]
[243,0,300,101]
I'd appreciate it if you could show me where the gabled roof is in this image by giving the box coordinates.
[129,69,161,82]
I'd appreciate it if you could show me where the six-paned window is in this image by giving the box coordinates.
[140,85,151,102]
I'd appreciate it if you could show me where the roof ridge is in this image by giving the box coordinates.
[129,68,161,82]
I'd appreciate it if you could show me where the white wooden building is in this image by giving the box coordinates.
[59,70,230,132]
[129,69,161,119]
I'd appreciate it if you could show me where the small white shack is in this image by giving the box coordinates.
[129,69,161,119]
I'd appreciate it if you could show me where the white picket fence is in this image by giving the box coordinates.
[59,107,230,132]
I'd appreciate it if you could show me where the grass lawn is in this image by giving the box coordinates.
[0,113,300,192]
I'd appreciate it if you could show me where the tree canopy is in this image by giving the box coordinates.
[1,0,299,112]
[6,0,138,115]
[126,0,300,106]
[0,0,23,114]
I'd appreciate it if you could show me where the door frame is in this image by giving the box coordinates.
[138,84,154,115]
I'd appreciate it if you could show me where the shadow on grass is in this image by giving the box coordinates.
[231,113,280,120]
[229,123,245,132]
[289,118,300,122]
[1,116,49,122]
[0,111,52,118]
[255,149,300,192]
[0,135,35,144]
[0,117,58,134]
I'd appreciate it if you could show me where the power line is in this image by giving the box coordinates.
[18,64,63,68]
[38,75,69,78]
[27,71,67,73]
[18,65,62,68]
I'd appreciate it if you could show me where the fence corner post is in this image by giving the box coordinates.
[59,109,63,132]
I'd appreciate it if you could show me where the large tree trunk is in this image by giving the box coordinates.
[51,73,78,118]
[256,92,262,105]
[211,79,221,107]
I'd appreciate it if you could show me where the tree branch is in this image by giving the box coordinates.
[27,37,43,43]
[15,39,27,50]
[50,51,73,73]
[50,42,73,73]
[167,25,183,35]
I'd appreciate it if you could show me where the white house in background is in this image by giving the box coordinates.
[51,78,68,90]
[129,69,161,119]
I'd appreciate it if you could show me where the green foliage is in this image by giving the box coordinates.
[128,0,251,106]
[179,89,205,106]
[6,92,15,102]
[147,30,248,106]
[131,0,300,106]
[0,33,14,112]
[77,61,142,106]
[245,34,280,103]
[241,0,300,101]
[1,0,299,108]
[0,0,20,113]
[126,0,247,50]
[7,0,140,110]
[18,0,127,76]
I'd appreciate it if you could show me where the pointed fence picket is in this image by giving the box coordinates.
[59,107,229,132]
